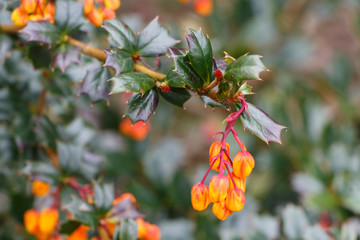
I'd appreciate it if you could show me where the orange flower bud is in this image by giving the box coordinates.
[225,189,245,212]
[119,119,151,141]
[191,182,211,211]
[87,8,103,27]
[39,208,59,235]
[104,0,121,10]
[226,172,246,192]
[44,2,55,16]
[21,0,38,14]
[83,0,94,15]
[27,14,43,21]
[68,225,90,240]
[38,0,47,10]
[32,180,51,197]
[11,8,27,27]
[103,8,116,20]
[209,141,230,171]
[193,0,213,16]
[113,193,136,205]
[136,218,147,239]
[212,200,232,220]
[233,151,255,178]
[24,209,40,234]
[209,174,230,203]
[136,218,161,240]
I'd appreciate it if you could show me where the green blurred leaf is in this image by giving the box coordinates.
[36,116,59,150]
[282,205,309,239]
[55,0,84,33]
[22,162,60,184]
[64,196,98,228]
[93,182,114,214]
[200,96,227,109]
[58,142,82,175]
[51,44,81,73]
[125,89,159,123]
[20,21,61,45]
[59,220,81,234]
[186,29,213,84]
[240,103,286,144]
[224,54,266,82]
[113,219,138,240]
[104,49,134,75]
[103,19,137,52]
[304,225,331,240]
[110,72,155,94]
[160,87,191,108]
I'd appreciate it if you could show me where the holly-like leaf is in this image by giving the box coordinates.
[240,102,286,144]
[163,69,185,88]
[58,142,83,175]
[51,44,81,72]
[80,66,112,104]
[160,87,191,108]
[93,182,114,214]
[224,54,266,82]
[64,196,98,228]
[36,116,59,150]
[104,48,134,76]
[110,72,155,94]
[125,89,159,123]
[103,19,137,52]
[200,96,227,109]
[113,219,138,240]
[55,0,84,33]
[22,162,60,184]
[239,83,254,95]
[137,17,178,57]
[20,21,60,45]
[186,28,213,84]
[169,48,203,89]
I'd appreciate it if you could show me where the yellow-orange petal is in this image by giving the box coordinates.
[226,172,246,192]
[103,8,116,20]
[68,225,90,240]
[11,8,28,27]
[209,141,230,171]
[194,0,213,16]
[232,151,255,178]
[21,0,37,13]
[24,209,40,234]
[113,193,137,205]
[209,174,230,203]
[83,0,94,15]
[225,188,245,212]
[39,208,59,235]
[212,200,232,220]
[87,8,103,27]
[191,182,210,211]
[144,223,161,240]
[104,0,121,10]
[32,180,51,197]
[135,218,147,239]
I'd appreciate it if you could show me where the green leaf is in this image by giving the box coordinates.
[93,182,114,214]
[55,0,84,33]
[200,96,227,109]
[36,116,59,150]
[64,196,98,228]
[80,66,112,104]
[137,17,178,57]
[186,29,213,84]
[217,81,230,102]
[59,220,81,234]
[113,219,138,240]
[51,44,81,73]
[163,69,185,88]
[110,72,155,94]
[240,103,286,144]
[224,54,266,82]
[169,48,203,89]
[239,83,254,95]
[103,19,137,52]
[282,205,309,239]
[104,48,134,75]
[58,142,83,174]
[160,87,191,108]
[22,162,60,184]
[304,225,331,240]
[125,89,159,123]
[20,21,61,45]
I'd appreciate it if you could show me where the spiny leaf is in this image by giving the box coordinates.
[137,17,178,57]
[80,67,112,104]
[20,21,61,45]
[110,72,155,94]
[160,87,191,108]
[55,0,84,33]
[125,89,159,123]
[163,69,185,88]
[186,28,213,84]
[239,83,254,95]
[103,19,137,52]
[224,54,266,82]
[51,44,81,72]
[104,48,133,75]
[200,96,227,109]
[240,103,286,144]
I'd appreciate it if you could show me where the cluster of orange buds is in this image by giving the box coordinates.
[24,208,59,239]
[11,0,55,27]
[177,0,213,16]
[83,0,121,26]
[119,118,151,141]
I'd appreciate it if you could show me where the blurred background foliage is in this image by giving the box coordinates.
[1,0,360,239]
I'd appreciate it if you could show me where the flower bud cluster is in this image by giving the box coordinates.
[84,0,121,26]
[11,0,55,27]
[24,208,59,239]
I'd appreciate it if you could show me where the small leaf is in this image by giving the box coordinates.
[80,66,112,104]
[224,51,236,65]
[110,72,155,94]
[160,87,191,108]
[282,205,309,239]
[103,19,137,52]
[186,28,213,84]
[125,89,159,123]
[22,162,60,184]
[20,21,60,45]
[224,54,266,82]
[55,0,84,33]
[200,96,227,109]
[163,69,185,88]
[93,182,114,213]
[64,196,97,228]
[104,48,133,75]
[113,219,138,240]
[58,142,83,175]
[240,103,286,144]
[239,83,254,95]
[36,116,59,150]
[169,48,203,89]
[51,44,81,72]
[304,225,331,240]
[137,17,178,57]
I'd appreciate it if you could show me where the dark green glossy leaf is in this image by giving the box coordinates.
[224,54,266,82]
[103,19,137,52]
[113,219,138,240]
[64,196,97,228]
[80,66,112,104]
[163,69,185,88]
[240,103,286,144]
[160,87,191,108]
[59,220,81,234]
[125,89,159,123]
[55,0,84,33]
[137,17,178,56]
[93,182,114,213]
[58,142,82,174]
[200,96,227,109]
[186,28,213,84]
[51,44,81,72]
[20,21,60,45]
[104,48,133,75]
[110,72,155,94]
[169,48,203,89]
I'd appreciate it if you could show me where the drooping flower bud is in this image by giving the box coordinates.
[24,209,40,234]
[209,174,230,203]
[193,0,213,16]
[119,119,151,141]
[104,0,121,10]
[32,180,51,197]
[226,172,246,192]
[103,8,116,20]
[39,208,59,236]
[232,151,255,178]
[136,218,161,240]
[225,188,245,212]
[209,141,230,171]
[212,200,232,220]
[21,0,37,14]
[87,8,103,27]
[83,0,94,15]
[11,8,27,27]
[191,182,211,211]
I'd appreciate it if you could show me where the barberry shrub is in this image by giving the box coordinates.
[0,0,288,239]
